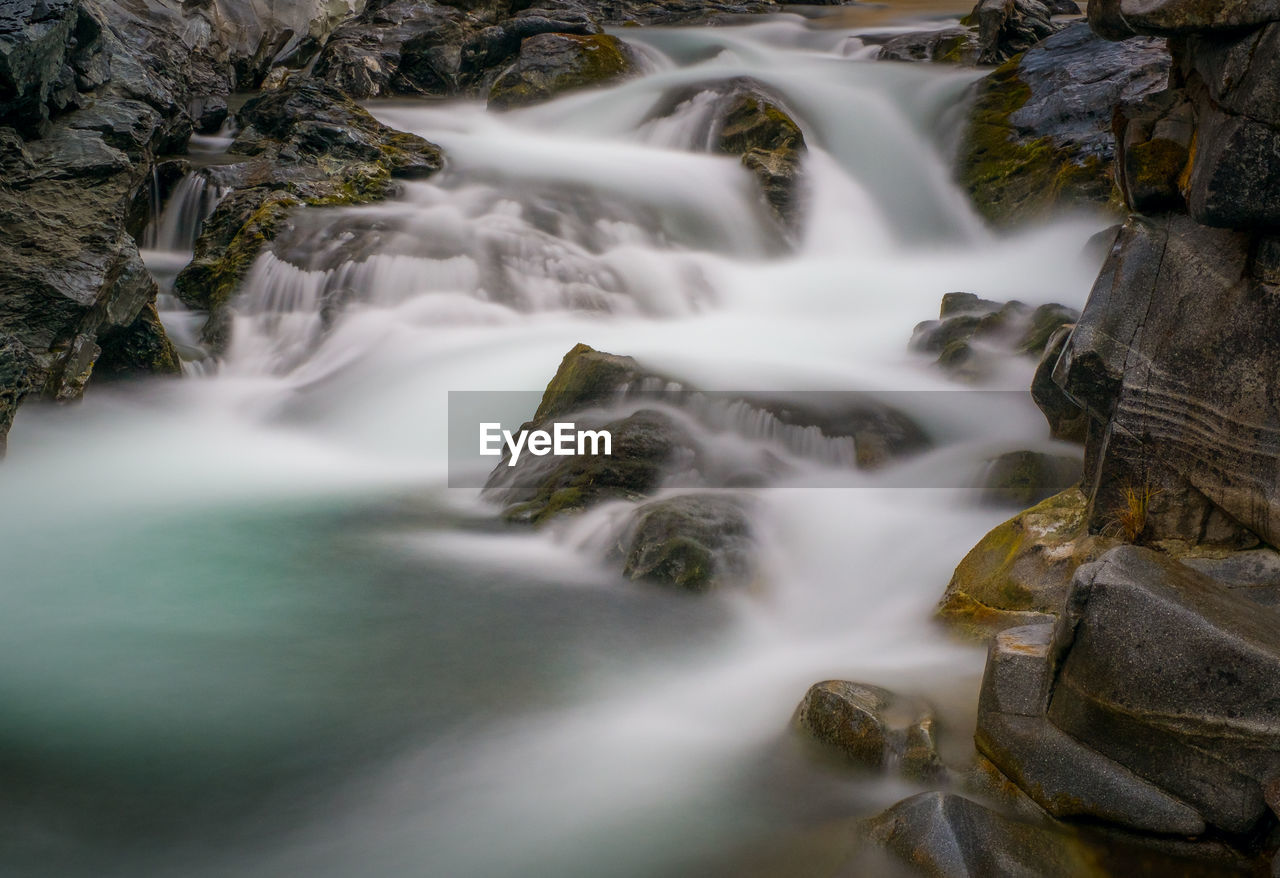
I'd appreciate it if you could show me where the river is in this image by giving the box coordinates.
[0,7,1109,876]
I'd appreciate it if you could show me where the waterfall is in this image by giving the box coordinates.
[0,9,1107,878]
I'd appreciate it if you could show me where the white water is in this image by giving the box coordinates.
[0,13,1108,878]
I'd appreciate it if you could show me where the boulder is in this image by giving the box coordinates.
[488,32,641,110]
[1049,547,1280,833]
[1051,213,1272,545]
[311,0,470,99]
[969,0,1058,65]
[1114,88,1194,214]
[857,792,1100,878]
[617,493,753,591]
[173,82,444,349]
[793,681,944,781]
[954,22,1169,226]
[875,27,982,65]
[646,78,807,230]
[975,623,1207,834]
[939,488,1116,634]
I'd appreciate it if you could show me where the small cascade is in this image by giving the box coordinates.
[145,169,228,255]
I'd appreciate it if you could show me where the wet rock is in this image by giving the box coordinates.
[970,0,1058,65]
[647,77,806,231]
[173,82,444,349]
[911,293,1078,379]
[714,89,806,230]
[488,33,641,110]
[979,450,1081,508]
[939,487,1115,635]
[312,0,469,99]
[1053,212,1274,545]
[1031,325,1087,443]
[0,0,80,136]
[1114,88,1194,214]
[617,493,753,591]
[1048,546,1280,833]
[486,408,694,525]
[975,623,1207,834]
[460,12,600,92]
[955,22,1169,226]
[875,27,982,65]
[857,792,1099,878]
[794,681,944,781]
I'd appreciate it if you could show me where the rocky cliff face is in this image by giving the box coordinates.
[948,0,1280,866]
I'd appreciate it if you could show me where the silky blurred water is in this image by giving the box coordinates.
[1,10,1108,877]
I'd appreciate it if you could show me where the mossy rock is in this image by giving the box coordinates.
[940,487,1116,637]
[172,82,444,351]
[980,450,1081,508]
[715,93,806,229]
[534,342,646,422]
[618,493,752,591]
[488,33,639,110]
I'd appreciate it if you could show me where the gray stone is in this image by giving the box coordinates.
[1031,325,1087,443]
[794,681,944,780]
[975,622,1207,835]
[979,450,1081,509]
[488,32,641,110]
[1089,0,1280,37]
[1048,546,1280,833]
[859,792,1097,878]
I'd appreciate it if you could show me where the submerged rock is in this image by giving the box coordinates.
[488,33,641,110]
[954,22,1169,226]
[856,792,1100,878]
[910,292,1078,381]
[794,681,944,781]
[617,493,754,591]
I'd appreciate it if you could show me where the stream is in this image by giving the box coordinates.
[0,9,1110,877]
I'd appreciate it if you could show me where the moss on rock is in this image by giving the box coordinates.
[488,33,639,110]
[940,488,1116,637]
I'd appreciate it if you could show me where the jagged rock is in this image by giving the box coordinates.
[1031,325,1087,443]
[979,450,1081,508]
[312,0,470,99]
[857,792,1099,878]
[969,0,1058,65]
[939,488,1115,634]
[1048,546,1280,833]
[1114,88,1194,214]
[460,11,600,93]
[954,22,1169,226]
[1052,213,1273,545]
[617,493,753,591]
[794,681,944,781]
[0,0,80,136]
[173,82,444,349]
[488,33,641,110]
[976,623,1207,834]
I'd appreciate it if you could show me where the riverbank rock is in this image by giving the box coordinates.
[856,792,1102,878]
[973,547,1280,841]
[173,82,443,349]
[939,488,1115,634]
[970,0,1059,65]
[875,27,982,65]
[617,493,754,591]
[794,681,944,781]
[954,22,1169,226]
[1030,325,1087,443]
[488,33,641,110]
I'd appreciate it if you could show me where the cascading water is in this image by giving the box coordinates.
[0,10,1108,878]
